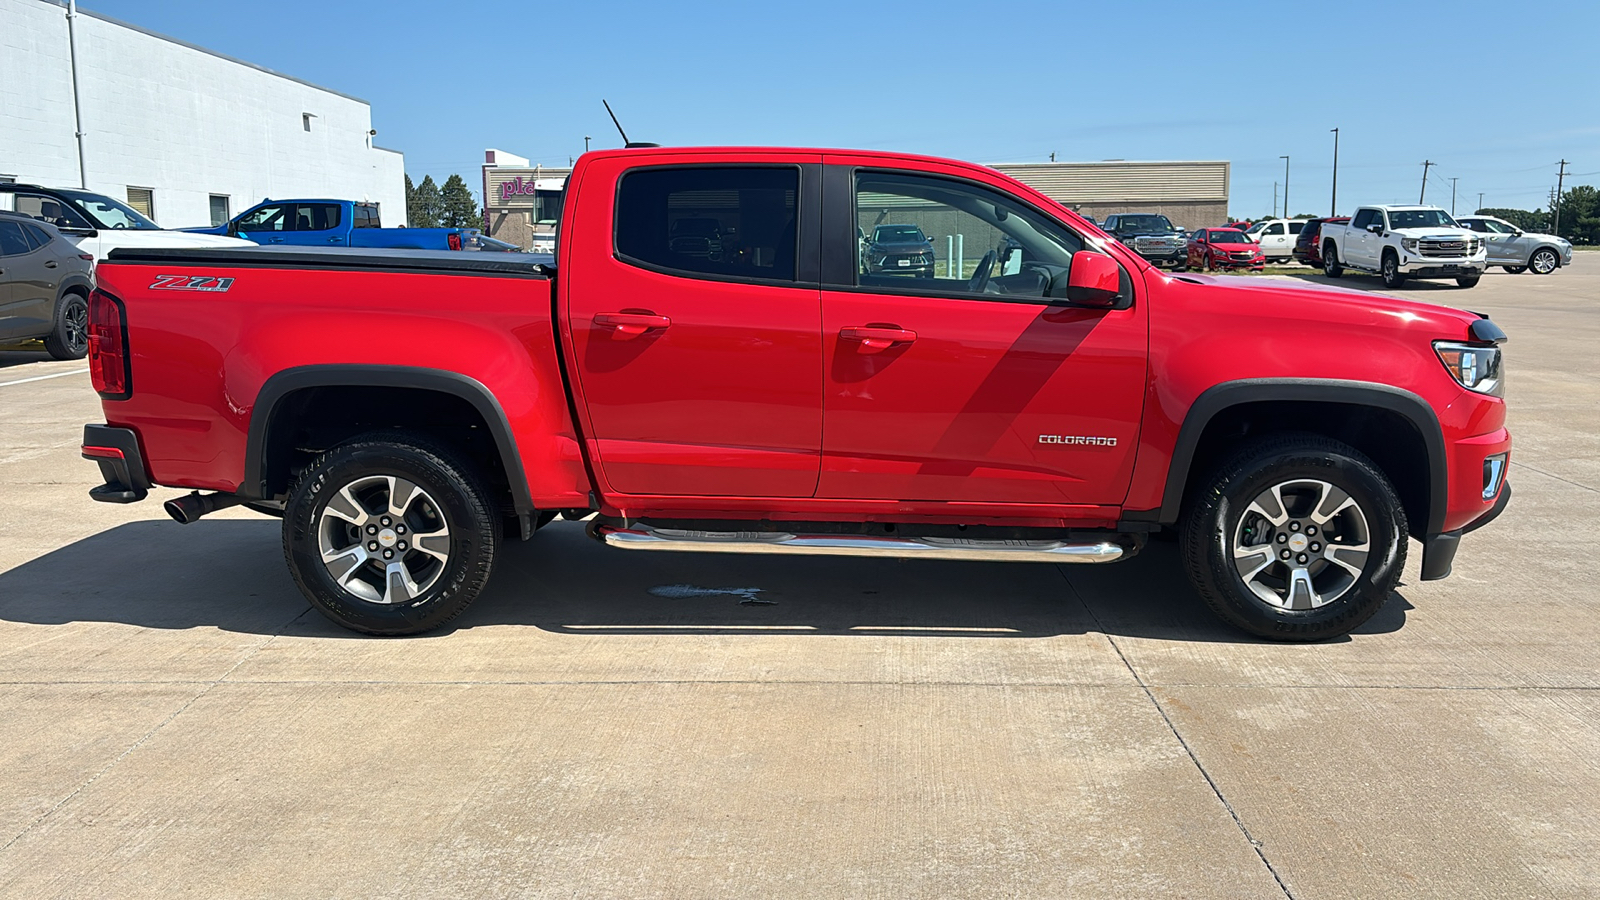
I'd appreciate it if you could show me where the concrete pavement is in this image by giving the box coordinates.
[0,264,1596,898]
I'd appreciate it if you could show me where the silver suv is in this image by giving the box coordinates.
[1456,215,1574,275]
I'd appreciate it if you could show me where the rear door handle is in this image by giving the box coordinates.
[840,326,916,350]
[594,312,671,335]
[45,261,58,268]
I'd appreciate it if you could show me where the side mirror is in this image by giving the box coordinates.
[1367,224,1384,234]
[1059,251,1121,308]
[59,226,98,238]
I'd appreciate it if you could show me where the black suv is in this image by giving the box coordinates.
[861,224,935,277]
[1101,213,1188,270]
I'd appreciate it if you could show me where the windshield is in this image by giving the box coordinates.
[1210,230,1250,243]
[57,189,162,230]
[1116,215,1174,232]
[1387,209,1459,230]
[874,225,926,242]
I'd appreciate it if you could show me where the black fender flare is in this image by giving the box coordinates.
[1152,378,1448,537]
[240,365,534,522]
[56,274,93,303]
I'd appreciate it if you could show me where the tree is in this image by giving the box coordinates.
[1474,207,1549,232]
[1555,185,1600,244]
[408,175,442,228]
[438,174,480,230]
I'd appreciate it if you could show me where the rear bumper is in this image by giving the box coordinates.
[82,424,150,503]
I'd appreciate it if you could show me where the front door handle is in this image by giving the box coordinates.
[267,237,285,243]
[594,312,671,335]
[45,260,58,268]
[840,326,916,350]
[328,236,341,243]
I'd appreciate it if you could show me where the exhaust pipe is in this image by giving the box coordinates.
[164,491,243,524]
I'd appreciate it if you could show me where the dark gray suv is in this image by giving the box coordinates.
[0,211,95,359]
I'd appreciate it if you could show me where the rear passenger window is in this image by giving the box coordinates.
[615,167,799,282]
[0,220,29,256]
[21,222,50,250]
[1288,222,1304,235]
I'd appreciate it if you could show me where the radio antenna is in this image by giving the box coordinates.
[603,99,630,146]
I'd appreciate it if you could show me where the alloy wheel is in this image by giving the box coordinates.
[317,474,451,604]
[1231,478,1371,610]
[63,298,88,355]
[1531,249,1558,275]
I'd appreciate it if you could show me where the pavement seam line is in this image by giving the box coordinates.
[1509,460,1599,494]
[0,605,311,856]
[1057,567,1297,900]
[0,368,89,388]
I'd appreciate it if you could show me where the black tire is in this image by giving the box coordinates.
[1529,248,1559,275]
[1380,251,1406,288]
[1322,243,1343,277]
[1455,274,1481,288]
[1503,266,1527,274]
[44,291,89,360]
[1179,434,1407,642]
[283,432,498,635]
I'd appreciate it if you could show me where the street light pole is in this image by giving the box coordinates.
[1419,160,1433,204]
[1329,128,1339,216]
[584,136,591,153]
[1280,155,1290,218]
[1450,177,1458,216]
[1478,192,1484,213]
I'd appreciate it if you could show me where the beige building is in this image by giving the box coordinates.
[479,152,1230,249]
[993,160,1229,229]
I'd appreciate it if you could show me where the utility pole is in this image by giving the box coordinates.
[1329,128,1339,216]
[1554,160,1569,237]
[1478,192,1484,213]
[1273,182,1279,218]
[1450,177,1458,215]
[1280,155,1290,218]
[1419,160,1433,204]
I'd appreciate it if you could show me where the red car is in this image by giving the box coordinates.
[82,145,1511,642]
[1188,228,1265,271]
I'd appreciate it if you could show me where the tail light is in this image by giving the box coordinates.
[88,289,132,399]
[447,232,462,250]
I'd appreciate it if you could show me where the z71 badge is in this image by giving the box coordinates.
[149,274,235,292]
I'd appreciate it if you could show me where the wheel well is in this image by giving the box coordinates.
[1181,400,1431,539]
[259,385,517,518]
[1322,240,1338,259]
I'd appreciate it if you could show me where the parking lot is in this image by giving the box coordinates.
[0,263,1595,898]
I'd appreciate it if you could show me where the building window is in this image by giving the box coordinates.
[209,195,231,227]
[302,113,315,132]
[126,187,155,220]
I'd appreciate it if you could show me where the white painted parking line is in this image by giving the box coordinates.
[0,368,89,388]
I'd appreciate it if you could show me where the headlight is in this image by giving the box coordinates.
[1402,238,1419,252]
[1434,341,1503,397]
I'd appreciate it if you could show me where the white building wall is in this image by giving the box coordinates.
[0,0,406,227]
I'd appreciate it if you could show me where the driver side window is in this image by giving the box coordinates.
[237,204,290,232]
[853,170,1084,300]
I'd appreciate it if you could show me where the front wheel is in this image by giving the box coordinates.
[44,293,89,360]
[1529,248,1559,275]
[1380,252,1406,288]
[1179,434,1406,641]
[1455,274,1481,288]
[283,433,498,635]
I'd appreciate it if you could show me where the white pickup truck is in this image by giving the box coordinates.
[1320,205,1486,288]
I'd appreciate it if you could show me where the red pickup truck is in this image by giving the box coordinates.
[80,146,1512,641]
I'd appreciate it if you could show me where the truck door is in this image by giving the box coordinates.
[234,203,292,245]
[1348,209,1376,266]
[816,163,1147,507]
[281,203,346,246]
[560,155,825,497]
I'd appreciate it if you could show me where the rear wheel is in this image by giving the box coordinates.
[1380,251,1406,288]
[44,292,88,360]
[1322,243,1343,277]
[1503,265,1527,274]
[283,433,497,635]
[1180,434,1406,641]
[1529,248,1559,275]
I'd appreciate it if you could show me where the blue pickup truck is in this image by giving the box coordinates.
[187,199,468,250]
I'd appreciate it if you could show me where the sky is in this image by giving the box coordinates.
[80,0,1600,219]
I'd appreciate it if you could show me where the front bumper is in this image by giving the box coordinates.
[1397,253,1487,276]
[1421,423,1512,580]
[82,424,150,503]
[1138,248,1188,268]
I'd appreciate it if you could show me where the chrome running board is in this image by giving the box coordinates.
[596,524,1126,564]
